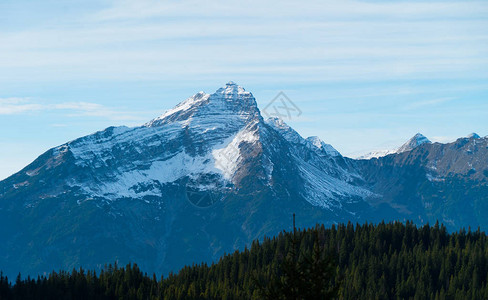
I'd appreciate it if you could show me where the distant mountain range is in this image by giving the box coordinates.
[357,133,432,159]
[1,82,487,278]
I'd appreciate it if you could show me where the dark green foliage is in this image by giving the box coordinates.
[255,229,341,299]
[2,221,488,299]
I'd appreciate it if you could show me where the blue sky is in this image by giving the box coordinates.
[1,0,487,179]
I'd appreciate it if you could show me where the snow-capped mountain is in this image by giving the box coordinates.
[12,82,366,208]
[467,132,481,139]
[396,133,431,153]
[53,82,263,201]
[0,82,486,279]
[0,82,375,278]
[358,133,431,159]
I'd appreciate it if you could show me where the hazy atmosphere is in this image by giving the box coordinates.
[1,0,487,179]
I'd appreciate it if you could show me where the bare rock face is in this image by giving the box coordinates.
[0,82,486,279]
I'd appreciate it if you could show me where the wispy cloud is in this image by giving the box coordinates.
[0,98,43,114]
[91,0,488,21]
[0,98,141,121]
[403,97,455,110]
[53,102,143,121]
[0,0,487,84]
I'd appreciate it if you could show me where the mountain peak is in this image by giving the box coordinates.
[467,133,481,139]
[147,82,260,127]
[266,117,303,144]
[397,133,431,153]
[215,81,250,97]
[305,136,341,157]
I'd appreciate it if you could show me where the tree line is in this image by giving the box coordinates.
[1,221,488,299]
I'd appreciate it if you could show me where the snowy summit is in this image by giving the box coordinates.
[358,133,431,159]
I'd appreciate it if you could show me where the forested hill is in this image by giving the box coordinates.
[2,221,488,299]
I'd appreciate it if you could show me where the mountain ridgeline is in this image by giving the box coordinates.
[0,82,487,278]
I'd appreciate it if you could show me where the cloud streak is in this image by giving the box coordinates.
[0,98,43,114]
[0,98,142,121]
[403,97,456,111]
[92,0,488,21]
[0,0,486,84]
